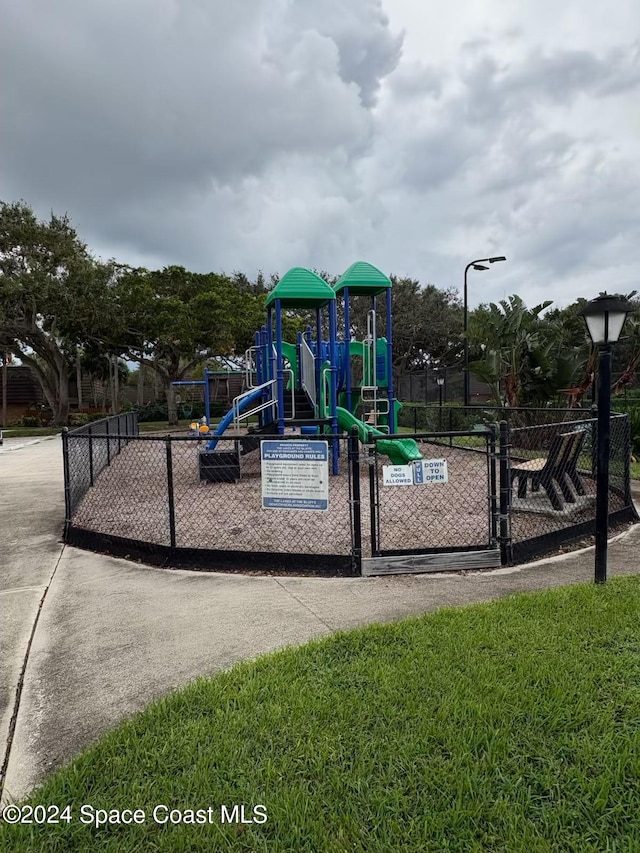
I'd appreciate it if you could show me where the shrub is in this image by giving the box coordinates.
[628,408,640,456]
[20,415,41,427]
[131,400,168,422]
[69,412,91,426]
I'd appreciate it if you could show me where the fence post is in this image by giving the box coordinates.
[349,426,362,573]
[498,420,512,565]
[61,428,71,539]
[622,414,633,509]
[117,415,122,454]
[367,430,379,556]
[166,436,177,548]
[105,418,111,466]
[488,424,498,546]
[88,424,94,486]
[414,407,417,433]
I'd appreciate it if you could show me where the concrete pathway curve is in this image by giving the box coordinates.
[1,437,639,803]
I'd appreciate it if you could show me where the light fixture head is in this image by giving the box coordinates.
[581,293,634,346]
[489,256,506,263]
[473,264,489,271]
[436,375,445,386]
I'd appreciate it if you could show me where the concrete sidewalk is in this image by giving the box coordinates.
[1,437,639,804]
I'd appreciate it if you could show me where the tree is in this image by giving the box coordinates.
[465,295,582,407]
[113,266,265,423]
[346,278,463,376]
[0,200,115,424]
[545,294,640,402]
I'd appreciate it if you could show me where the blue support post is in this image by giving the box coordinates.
[275,300,285,435]
[203,371,211,425]
[316,308,323,416]
[344,287,352,413]
[268,310,276,427]
[267,310,274,382]
[261,324,268,377]
[329,299,339,474]
[386,287,396,433]
[260,324,269,425]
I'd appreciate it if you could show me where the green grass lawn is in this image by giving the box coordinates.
[631,460,640,480]
[1,426,62,437]
[3,579,640,852]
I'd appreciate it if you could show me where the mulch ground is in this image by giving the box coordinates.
[69,435,619,562]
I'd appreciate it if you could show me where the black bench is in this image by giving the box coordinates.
[510,430,586,511]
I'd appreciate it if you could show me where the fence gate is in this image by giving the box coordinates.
[362,431,501,576]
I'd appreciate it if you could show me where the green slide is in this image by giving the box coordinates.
[336,407,422,465]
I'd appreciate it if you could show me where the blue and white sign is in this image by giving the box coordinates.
[382,464,414,486]
[261,440,329,511]
[413,458,448,484]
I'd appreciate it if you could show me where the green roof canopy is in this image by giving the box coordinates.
[333,261,391,296]
[265,267,336,308]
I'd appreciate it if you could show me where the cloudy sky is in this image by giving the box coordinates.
[1,0,639,308]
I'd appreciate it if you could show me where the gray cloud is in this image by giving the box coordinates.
[1,1,639,308]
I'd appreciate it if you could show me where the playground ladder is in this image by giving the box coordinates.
[361,308,389,431]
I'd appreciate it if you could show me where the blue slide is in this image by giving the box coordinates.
[205,386,265,451]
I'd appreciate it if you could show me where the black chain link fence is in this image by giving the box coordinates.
[62,411,637,573]
[505,413,636,562]
[369,430,497,557]
[63,425,358,574]
[398,404,595,434]
[63,412,138,518]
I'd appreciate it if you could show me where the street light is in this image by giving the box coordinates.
[463,256,507,407]
[581,293,634,583]
[436,373,445,428]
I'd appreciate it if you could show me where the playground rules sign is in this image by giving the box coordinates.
[261,441,329,511]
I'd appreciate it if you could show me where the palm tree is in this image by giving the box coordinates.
[466,295,586,408]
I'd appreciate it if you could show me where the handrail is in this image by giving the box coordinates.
[232,379,276,431]
[321,364,332,418]
[244,346,259,388]
[230,369,296,431]
[364,309,376,388]
[301,338,317,408]
[282,368,295,421]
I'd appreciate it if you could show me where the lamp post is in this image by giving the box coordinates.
[436,373,445,429]
[581,293,633,583]
[463,256,506,407]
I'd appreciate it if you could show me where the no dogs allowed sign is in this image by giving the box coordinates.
[382,459,449,485]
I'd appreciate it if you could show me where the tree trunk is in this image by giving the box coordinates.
[166,381,178,425]
[113,356,120,414]
[76,352,83,409]
[137,360,144,405]
[55,369,70,425]
[109,357,115,414]
[1,353,7,428]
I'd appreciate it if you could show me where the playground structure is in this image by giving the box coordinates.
[174,262,423,480]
